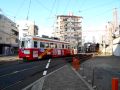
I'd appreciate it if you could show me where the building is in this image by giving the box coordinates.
[0,13,19,55]
[16,20,38,40]
[53,15,82,50]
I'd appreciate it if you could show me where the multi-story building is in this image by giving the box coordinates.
[0,13,19,55]
[53,15,82,50]
[16,20,38,40]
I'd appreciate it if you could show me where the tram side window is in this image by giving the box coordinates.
[58,43,62,49]
[62,44,64,49]
[55,43,57,48]
[50,43,53,48]
[45,43,49,48]
[65,45,68,49]
[68,45,70,49]
[68,45,71,49]
[21,41,25,47]
[34,41,37,48]
[40,42,45,48]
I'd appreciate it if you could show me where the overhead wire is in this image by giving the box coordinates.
[35,0,50,12]
[48,0,57,19]
[80,0,119,13]
[63,0,71,14]
[14,0,26,19]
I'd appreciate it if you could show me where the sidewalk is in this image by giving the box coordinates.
[78,56,120,90]
[23,64,94,90]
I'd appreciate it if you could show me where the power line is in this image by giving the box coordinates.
[63,0,71,14]
[35,0,50,11]
[80,0,118,13]
[14,0,26,19]
[48,0,57,19]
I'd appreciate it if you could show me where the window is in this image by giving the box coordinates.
[50,43,55,48]
[68,45,70,49]
[21,41,25,47]
[65,45,68,49]
[15,38,18,43]
[40,42,45,48]
[58,43,62,49]
[55,43,57,48]
[62,44,64,49]
[34,41,37,48]
[45,43,49,48]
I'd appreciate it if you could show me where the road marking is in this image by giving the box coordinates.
[23,64,67,90]
[48,59,51,63]
[43,71,47,76]
[45,63,50,68]
[43,59,51,76]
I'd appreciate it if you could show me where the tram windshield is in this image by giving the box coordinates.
[20,38,31,48]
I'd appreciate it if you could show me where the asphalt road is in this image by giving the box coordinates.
[0,57,72,90]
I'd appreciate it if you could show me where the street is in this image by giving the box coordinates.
[0,57,72,90]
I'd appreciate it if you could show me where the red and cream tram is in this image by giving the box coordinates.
[19,36,75,61]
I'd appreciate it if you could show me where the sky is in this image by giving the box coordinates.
[0,0,120,43]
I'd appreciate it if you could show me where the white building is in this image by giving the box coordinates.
[0,13,19,55]
[16,20,38,40]
[53,15,82,50]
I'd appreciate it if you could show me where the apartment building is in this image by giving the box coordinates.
[53,15,82,50]
[16,20,38,40]
[0,13,19,55]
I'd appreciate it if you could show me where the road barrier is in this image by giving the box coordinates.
[72,57,80,70]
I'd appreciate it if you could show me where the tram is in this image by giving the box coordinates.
[18,36,75,61]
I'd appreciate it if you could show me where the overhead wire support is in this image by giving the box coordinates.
[26,0,31,20]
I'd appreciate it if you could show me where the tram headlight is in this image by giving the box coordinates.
[24,50,30,54]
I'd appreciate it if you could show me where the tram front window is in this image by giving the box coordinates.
[21,41,25,48]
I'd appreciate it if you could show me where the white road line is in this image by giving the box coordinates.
[48,59,51,63]
[45,63,50,69]
[43,59,51,76]
[23,64,67,90]
[43,71,47,76]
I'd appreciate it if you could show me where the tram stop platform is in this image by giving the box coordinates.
[23,64,94,90]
